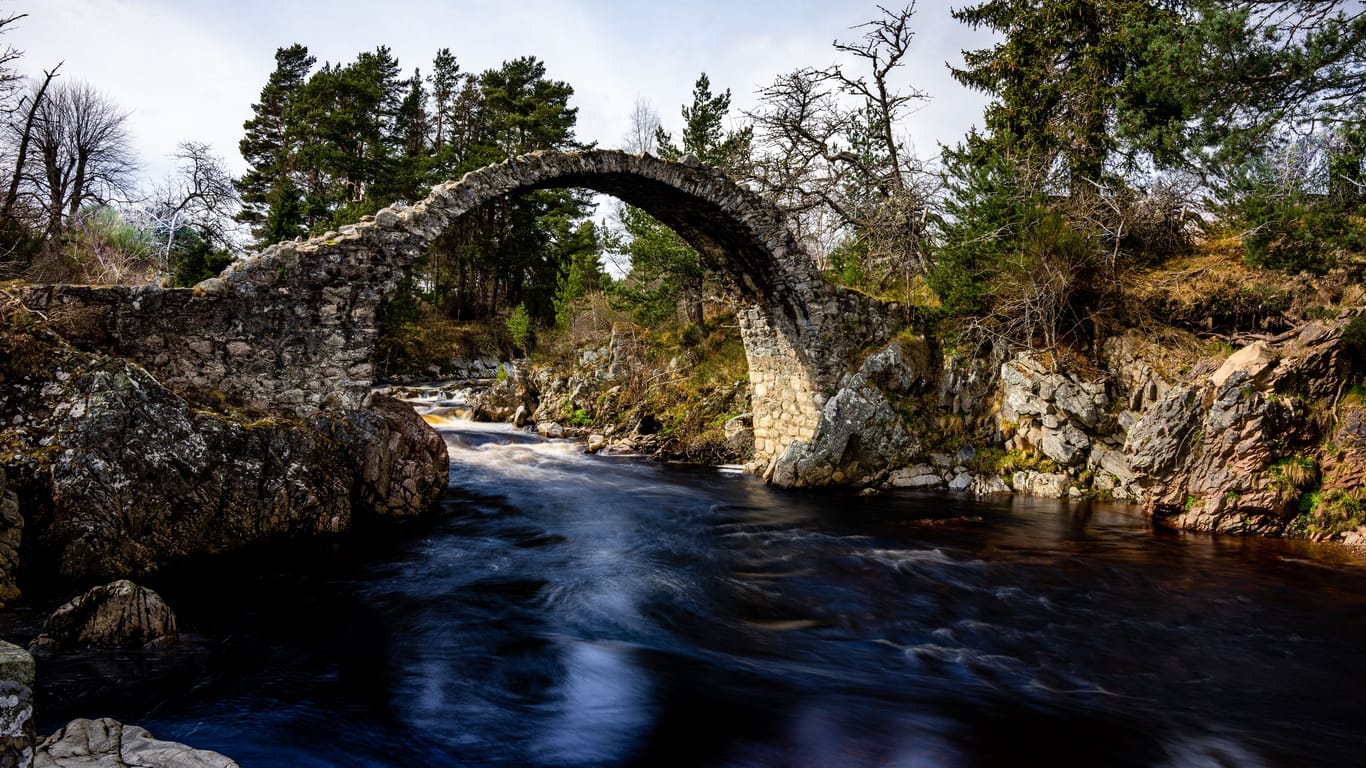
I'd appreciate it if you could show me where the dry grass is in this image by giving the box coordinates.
[1125,229,1366,340]
[1127,235,1258,311]
[1271,456,1320,505]
[1123,232,1302,335]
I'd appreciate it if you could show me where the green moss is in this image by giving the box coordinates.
[1344,385,1366,407]
[1288,488,1366,539]
[0,443,63,470]
[966,446,1059,477]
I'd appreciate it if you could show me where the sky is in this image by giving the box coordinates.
[11,0,994,188]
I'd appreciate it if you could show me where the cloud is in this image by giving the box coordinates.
[11,0,991,188]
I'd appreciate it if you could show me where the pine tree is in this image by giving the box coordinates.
[429,48,460,155]
[655,73,752,168]
[388,69,431,203]
[477,56,578,160]
[291,46,410,227]
[236,44,315,244]
[414,56,587,323]
[1124,1,1366,168]
[951,0,1175,184]
[626,73,751,327]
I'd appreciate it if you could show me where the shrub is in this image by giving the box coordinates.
[1216,132,1366,275]
[506,303,533,354]
[1344,315,1366,355]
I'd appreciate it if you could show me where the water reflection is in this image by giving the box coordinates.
[535,640,653,765]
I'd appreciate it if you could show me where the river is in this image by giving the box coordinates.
[29,417,1366,767]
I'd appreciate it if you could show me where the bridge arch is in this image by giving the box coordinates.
[198,150,890,469]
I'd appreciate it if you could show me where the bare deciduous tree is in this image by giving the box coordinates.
[747,3,937,294]
[144,141,240,278]
[624,96,660,155]
[3,63,59,219]
[0,11,25,111]
[26,81,136,239]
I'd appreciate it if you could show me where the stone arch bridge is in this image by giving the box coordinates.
[27,150,914,484]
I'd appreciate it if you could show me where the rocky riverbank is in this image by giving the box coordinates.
[2,637,236,768]
[453,312,1365,543]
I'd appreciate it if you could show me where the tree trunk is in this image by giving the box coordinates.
[42,147,66,240]
[2,64,60,220]
[67,152,88,218]
[686,275,704,328]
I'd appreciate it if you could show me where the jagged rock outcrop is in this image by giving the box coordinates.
[875,314,1361,528]
[0,640,35,768]
[999,356,1108,465]
[1125,318,1356,534]
[994,352,1145,500]
[0,304,447,586]
[1326,402,1366,544]
[35,719,237,768]
[31,581,177,651]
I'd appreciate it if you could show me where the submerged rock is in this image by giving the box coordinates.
[31,581,177,651]
[36,718,237,768]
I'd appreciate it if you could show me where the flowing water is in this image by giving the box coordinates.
[27,416,1366,767]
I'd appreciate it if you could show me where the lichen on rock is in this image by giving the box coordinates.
[0,295,448,588]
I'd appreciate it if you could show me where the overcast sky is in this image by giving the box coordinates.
[11,0,993,187]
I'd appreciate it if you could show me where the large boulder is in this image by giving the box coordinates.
[1125,318,1356,534]
[342,394,449,519]
[31,581,177,651]
[769,339,926,487]
[36,718,237,768]
[0,301,448,585]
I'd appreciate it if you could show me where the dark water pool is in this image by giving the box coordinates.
[21,421,1366,766]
